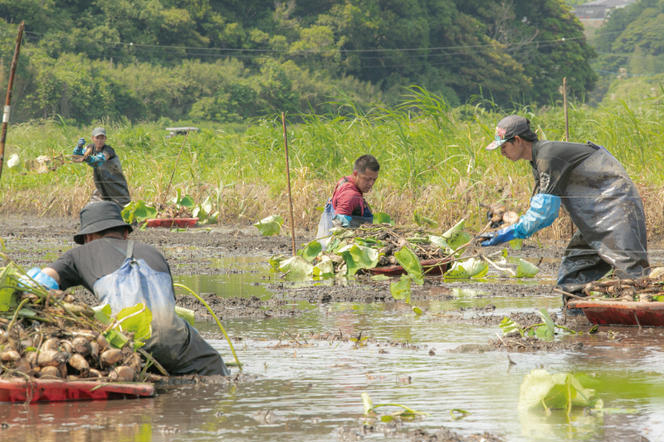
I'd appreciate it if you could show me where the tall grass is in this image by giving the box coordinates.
[1,86,663,241]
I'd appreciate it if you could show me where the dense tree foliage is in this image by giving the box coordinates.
[593,0,664,76]
[0,0,596,123]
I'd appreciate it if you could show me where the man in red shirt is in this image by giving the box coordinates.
[317,154,380,240]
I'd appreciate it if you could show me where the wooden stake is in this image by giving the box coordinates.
[162,131,189,207]
[562,77,573,238]
[562,77,569,142]
[0,22,25,181]
[282,112,296,256]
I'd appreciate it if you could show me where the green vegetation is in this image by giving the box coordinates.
[0,0,594,123]
[2,85,663,242]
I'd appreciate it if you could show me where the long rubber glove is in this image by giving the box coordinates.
[73,138,86,156]
[85,152,106,167]
[333,214,353,227]
[482,194,561,246]
[26,267,59,290]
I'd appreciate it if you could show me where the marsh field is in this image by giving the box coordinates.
[2,90,664,442]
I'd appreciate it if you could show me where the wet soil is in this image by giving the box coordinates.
[4,215,664,332]
[3,216,663,441]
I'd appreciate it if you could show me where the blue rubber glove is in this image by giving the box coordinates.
[513,194,561,238]
[26,267,59,290]
[73,138,86,156]
[334,214,352,227]
[84,151,106,167]
[481,225,517,246]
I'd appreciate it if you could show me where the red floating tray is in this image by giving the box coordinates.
[567,299,664,326]
[0,378,155,403]
[368,257,453,277]
[145,218,198,228]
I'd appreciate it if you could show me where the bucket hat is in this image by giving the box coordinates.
[74,201,132,244]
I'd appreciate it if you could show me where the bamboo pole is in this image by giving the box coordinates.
[282,112,296,256]
[0,22,25,181]
[562,77,573,238]
[562,77,569,142]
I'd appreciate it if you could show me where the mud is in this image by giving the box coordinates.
[0,218,649,363]
[3,216,664,442]
[4,215,664,332]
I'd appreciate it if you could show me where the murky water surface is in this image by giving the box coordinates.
[2,258,663,442]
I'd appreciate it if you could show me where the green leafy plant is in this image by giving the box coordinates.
[362,392,428,423]
[444,258,488,279]
[121,200,157,224]
[192,196,219,225]
[519,369,603,417]
[254,215,284,236]
[373,212,393,225]
[499,309,579,341]
[413,210,438,228]
[336,244,380,276]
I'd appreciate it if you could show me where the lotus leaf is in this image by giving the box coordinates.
[254,215,284,236]
[444,258,488,279]
[336,244,380,276]
[394,246,423,285]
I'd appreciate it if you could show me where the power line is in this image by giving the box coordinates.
[19,29,590,56]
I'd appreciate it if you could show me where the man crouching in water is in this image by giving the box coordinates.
[317,154,380,242]
[28,201,229,376]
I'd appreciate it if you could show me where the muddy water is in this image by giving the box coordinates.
[2,261,664,441]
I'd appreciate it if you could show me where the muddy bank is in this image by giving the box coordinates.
[3,215,664,326]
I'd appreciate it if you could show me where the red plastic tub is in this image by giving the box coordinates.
[368,257,453,277]
[0,378,155,403]
[567,299,664,326]
[145,218,198,228]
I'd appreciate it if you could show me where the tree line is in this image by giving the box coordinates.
[0,0,596,124]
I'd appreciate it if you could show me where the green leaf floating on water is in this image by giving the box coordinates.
[534,309,555,341]
[394,246,424,285]
[253,215,284,236]
[515,258,540,278]
[279,255,314,280]
[373,212,393,225]
[444,258,488,279]
[313,255,334,278]
[391,275,412,303]
[336,244,380,276]
[519,369,599,415]
[298,240,323,262]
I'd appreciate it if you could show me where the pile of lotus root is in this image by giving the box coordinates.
[580,269,664,302]
[0,288,158,383]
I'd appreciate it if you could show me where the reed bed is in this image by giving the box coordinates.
[1,90,663,241]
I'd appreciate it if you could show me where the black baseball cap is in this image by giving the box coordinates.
[485,115,537,150]
[74,201,132,244]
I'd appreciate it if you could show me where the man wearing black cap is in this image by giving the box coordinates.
[73,127,131,207]
[482,115,649,305]
[28,201,230,376]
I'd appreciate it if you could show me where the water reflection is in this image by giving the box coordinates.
[4,268,664,441]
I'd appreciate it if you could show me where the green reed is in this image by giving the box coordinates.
[1,85,663,239]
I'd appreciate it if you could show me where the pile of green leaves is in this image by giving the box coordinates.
[121,188,219,226]
[270,219,473,281]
